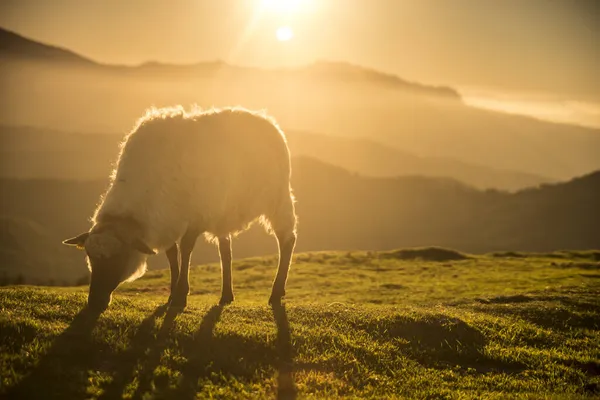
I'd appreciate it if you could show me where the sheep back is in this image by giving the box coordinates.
[94,106,295,250]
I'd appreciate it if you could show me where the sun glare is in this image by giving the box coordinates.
[262,0,304,14]
[276,26,294,41]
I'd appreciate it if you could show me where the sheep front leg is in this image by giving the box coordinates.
[165,243,179,304]
[218,235,234,305]
[170,228,200,309]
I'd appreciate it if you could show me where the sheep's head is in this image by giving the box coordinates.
[63,230,156,312]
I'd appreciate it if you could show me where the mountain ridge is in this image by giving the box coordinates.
[1,26,598,182]
[0,26,96,65]
[0,26,461,100]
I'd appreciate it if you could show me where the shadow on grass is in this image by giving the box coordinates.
[474,291,600,332]
[367,315,525,374]
[4,307,102,400]
[166,304,225,399]
[97,304,172,400]
[480,304,599,332]
[130,306,181,400]
[381,247,470,262]
[2,300,298,399]
[272,303,297,400]
[159,304,295,400]
[491,250,600,261]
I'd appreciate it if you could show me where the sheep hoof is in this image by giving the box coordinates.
[169,294,187,309]
[219,294,234,305]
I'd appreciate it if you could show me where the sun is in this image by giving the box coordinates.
[276,26,294,41]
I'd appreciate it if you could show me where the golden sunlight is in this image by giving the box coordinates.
[262,0,304,14]
[276,26,294,41]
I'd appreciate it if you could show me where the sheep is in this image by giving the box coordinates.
[62,106,297,311]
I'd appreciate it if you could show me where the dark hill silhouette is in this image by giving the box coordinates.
[0,27,95,65]
[0,124,552,190]
[0,158,598,284]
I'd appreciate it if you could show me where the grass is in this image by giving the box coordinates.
[0,248,599,399]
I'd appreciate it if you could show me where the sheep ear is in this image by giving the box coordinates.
[132,238,157,255]
[62,232,90,250]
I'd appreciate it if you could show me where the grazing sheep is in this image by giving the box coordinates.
[63,106,297,311]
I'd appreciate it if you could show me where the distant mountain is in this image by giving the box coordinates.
[0,27,95,65]
[0,27,460,100]
[295,61,460,100]
[0,124,552,190]
[130,60,461,100]
[1,26,598,181]
[1,158,598,283]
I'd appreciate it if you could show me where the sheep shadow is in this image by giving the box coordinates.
[3,307,102,400]
[160,303,295,400]
[272,303,297,400]
[163,304,225,399]
[97,303,173,400]
[2,302,296,399]
[129,306,182,400]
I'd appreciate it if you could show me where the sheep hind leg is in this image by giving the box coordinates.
[170,227,200,309]
[268,197,298,305]
[269,229,296,305]
[218,235,234,305]
[166,243,180,304]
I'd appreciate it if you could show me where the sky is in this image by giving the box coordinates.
[1,0,599,126]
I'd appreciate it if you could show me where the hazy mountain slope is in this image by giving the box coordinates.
[0,125,122,180]
[286,131,552,191]
[1,27,598,181]
[1,159,597,283]
[0,124,551,190]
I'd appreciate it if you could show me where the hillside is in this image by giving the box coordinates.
[1,158,598,284]
[1,250,598,399]
[0,216,83,285]
[1,28,599,180]
[0,124,552,190]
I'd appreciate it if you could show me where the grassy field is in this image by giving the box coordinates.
[0,248,599,399]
